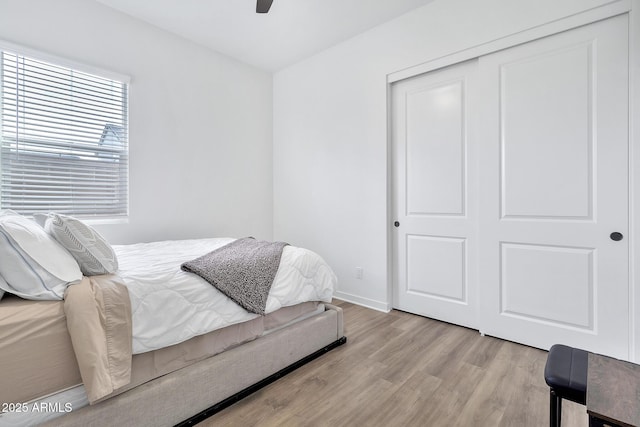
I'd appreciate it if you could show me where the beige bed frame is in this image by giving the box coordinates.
[42,304,345,427]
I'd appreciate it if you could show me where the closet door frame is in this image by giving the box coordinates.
[386,3,638,360]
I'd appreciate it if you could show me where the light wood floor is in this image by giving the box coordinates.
[200,300,587,426]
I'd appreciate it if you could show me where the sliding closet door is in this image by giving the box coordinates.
[477,15,629,358]
[391,60,479,329]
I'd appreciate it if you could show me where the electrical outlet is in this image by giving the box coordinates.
[355,267,363,279]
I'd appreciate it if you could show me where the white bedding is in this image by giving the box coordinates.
[114,238,336,354]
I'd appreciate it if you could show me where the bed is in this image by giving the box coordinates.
[0,211,345,426]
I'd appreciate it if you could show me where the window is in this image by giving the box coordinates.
[0,49,129,218]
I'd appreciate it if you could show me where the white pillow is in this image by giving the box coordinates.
[0,211,82,300]
[36,213,118,276]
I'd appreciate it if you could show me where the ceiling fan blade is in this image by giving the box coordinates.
[256,0,274,13]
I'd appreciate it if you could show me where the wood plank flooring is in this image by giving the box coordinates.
[200,300,587,426]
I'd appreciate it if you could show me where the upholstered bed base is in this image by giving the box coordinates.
[42,304,345,427]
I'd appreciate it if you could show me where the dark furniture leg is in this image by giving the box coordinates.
[550,388,562,427]
[544,344,588,427]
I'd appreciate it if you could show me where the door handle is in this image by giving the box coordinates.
[610,232,623,241]
[394,221,400,227]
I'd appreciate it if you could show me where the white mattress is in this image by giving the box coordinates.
[115,238,336,354]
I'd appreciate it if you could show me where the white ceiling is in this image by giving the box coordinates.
[95,0,438,72]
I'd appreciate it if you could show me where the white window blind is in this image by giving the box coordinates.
[0,50,128,218]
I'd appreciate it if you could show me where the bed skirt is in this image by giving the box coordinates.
[41,304,345,427]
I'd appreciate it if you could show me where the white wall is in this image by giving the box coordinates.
[0,0,273,244]
[273,0,636,312]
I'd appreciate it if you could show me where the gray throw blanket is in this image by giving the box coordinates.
[181,237,288,315]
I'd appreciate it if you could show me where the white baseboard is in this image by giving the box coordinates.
[333,291,391,313]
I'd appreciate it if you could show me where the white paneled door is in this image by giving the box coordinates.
[392,15,629,358]
[477,16,629,358]
[391,60,479,329]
